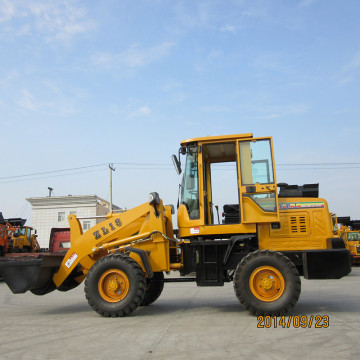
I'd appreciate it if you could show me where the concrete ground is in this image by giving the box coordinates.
[0,268,359,360]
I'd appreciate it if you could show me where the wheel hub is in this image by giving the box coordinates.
[249,266,285,302]
[98,269,129,302]
[108,278,121,292]
[260,276,274,290]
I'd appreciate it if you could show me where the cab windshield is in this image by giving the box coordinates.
[180,145,200,219]
[331,214,338,232]
[347,232,360,241]
[13,228,26,237]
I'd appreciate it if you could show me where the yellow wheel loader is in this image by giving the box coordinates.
[335,216,360,265]
[0,134,351,317]
[10,226,40,253]
[1,217,40,253]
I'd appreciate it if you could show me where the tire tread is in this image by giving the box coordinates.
[234,250,301,316]
[84,254,145,317]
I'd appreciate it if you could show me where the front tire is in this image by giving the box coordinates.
[234,250,301,316]
[85,254,145,317]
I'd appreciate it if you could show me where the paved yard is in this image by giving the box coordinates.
[0,267,359,360]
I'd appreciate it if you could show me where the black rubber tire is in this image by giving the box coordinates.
[57,267,83,292]
[85,254,145,317]
[30,280,57,295]
[57,278,80,292]
[233,250,301,316]
[141,272,164,306]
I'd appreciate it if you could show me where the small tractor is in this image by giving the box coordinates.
[0,134,351,317]
[5,218,40,253]
[0,215,40,255]
[0,213,16,256]
[335,216,360,265]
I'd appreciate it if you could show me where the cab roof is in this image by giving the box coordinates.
[180,133,253,146]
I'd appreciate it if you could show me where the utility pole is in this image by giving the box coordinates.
[109,163,115,213]
[48,187,53,197]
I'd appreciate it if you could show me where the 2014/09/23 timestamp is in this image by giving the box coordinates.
[257,315,329,328]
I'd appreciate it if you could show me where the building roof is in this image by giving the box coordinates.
[26,195,121,210]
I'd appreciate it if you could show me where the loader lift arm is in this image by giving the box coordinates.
[53,194,177,288]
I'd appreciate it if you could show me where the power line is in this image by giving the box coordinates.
[277,162,360,166]
[113,162,172,166]
[277,166,360,170]
[212,162,360,167]
[0,163,107,180]
[214,166,360,171]
[0,163,175,180]
[1,161,360,182]
[0,168,107,184]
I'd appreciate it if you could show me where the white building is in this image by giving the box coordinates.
[26,195,121,248]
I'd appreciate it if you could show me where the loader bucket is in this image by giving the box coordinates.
[0,254,64,294]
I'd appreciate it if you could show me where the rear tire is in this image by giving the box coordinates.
[30,280,57,295]
[234,250,301,316]
[57,267,83,292]
[141,272,164,306]
[85,254,145,317]
[57,278,80,292]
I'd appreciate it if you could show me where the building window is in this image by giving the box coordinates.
[83,221,91,231]
[70,211,77,215]
[58,212,65,222]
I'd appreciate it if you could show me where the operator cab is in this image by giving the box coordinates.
[13,227,33,238]
[347,232,360,241]
[173,134,280,239]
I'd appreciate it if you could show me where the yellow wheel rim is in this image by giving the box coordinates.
[98,269,129,302]
[249,266,285,302]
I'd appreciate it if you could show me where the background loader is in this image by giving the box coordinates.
[0,213,16,256]
[0,216,40,254]
[0,133,351,317]
[334,216,360,265]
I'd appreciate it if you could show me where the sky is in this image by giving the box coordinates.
[0,0,360,226]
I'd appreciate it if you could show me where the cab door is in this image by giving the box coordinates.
[238,137,279,223]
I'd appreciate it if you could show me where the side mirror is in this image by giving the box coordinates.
[171,155,182,175]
